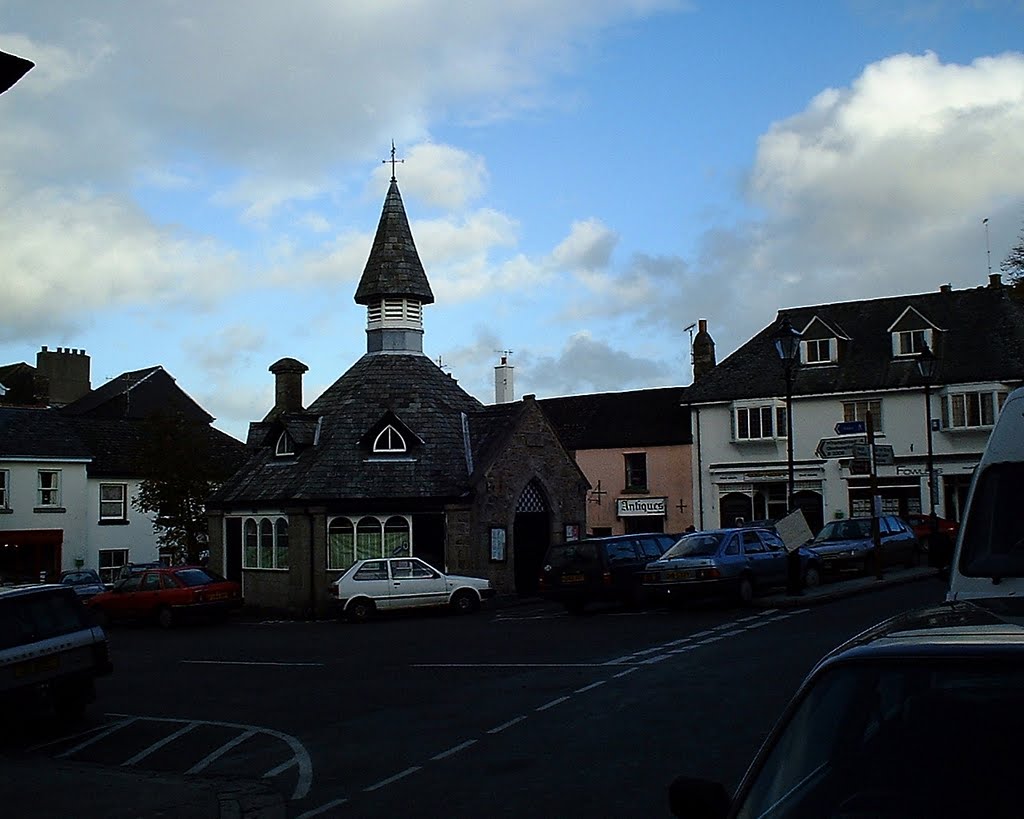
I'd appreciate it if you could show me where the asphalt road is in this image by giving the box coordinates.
[6,577,946,817]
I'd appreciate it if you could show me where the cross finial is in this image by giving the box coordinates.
[383,140,404,181]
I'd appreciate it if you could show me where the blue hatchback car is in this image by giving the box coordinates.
[642,527,809,604]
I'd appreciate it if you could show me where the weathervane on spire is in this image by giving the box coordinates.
[383,140,404,181]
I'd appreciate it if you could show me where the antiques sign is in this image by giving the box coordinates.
[617,497,667,517]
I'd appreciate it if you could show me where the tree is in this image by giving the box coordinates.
[1002,220,1024,302]
[132,412,236,565]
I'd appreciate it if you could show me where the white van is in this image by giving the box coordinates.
[947,386,1024,601]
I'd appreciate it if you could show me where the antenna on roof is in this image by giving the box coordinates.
[983,217,992,276]
[494,349,514,362]
[436,355,450,373]
[684,323,697,365]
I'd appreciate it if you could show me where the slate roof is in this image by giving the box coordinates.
[687,282,1024,404]
[61,367,214,423]
[353,179,434,306]
[210,353,484,506]
[0,406,90,460]
[538,387,693,450]
[0,362,47,406]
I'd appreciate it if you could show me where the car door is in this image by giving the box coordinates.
[348,560,393,609]
[757,530,790,587]
[740,531,777,586]
[132,571,165,618]
[388,558,448,609]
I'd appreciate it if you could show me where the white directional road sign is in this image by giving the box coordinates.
[815,436,867,459]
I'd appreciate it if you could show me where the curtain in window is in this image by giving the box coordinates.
[384,516,410,556]
[328,518,355,571]
[356,518,382,561]
[244,519,258,568]
[259,518,274,567]
[275,518,289,569]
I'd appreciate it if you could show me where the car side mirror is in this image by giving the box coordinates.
[668,776,731,819]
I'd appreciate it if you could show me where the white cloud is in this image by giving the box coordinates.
[551,218,618,271]
[373,143,489,210]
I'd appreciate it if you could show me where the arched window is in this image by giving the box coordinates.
[373,425,406,453]
[276,431,295,456]
[384,516,411,556]
[259,518,274,567]
[274,518,289,569]
[244,519,258,568]
[356,517,383,561]
[328,518,355,571]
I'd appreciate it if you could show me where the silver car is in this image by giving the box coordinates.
[642,527,793,604]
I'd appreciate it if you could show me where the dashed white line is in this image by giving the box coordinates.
[431,739,478,761]
[56,718,137,758]
[295,798,349,818]
[487,716,527,734]
[182,660,324,667]
[613,667,640,679]
[574,680,607,694]
[186,729,257,774]
[365,767,422,792]
[122,722,198,766]
[536,696,570,712]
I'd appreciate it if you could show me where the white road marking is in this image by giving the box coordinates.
[264,757,299,778]
[574,680,606,694]
[121,722,199,766]
[430,739,478,761]
[411,662,613,668]
[182,660,324,667]
[487,716,527,734]
[186,728,258,773]
[55,718,137,758]
[365,767,422,791]
[536,696,570,712]
[295,797,349,818]
[613,666,640,678]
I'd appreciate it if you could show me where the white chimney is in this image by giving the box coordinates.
[494,354,515,404]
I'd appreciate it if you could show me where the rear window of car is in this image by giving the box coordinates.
[545,542,600,568]
[0,591,90,650]
[174,568,220,587]
[604,540,642,565]
[959,462,1024,578]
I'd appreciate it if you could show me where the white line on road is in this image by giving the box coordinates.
[574,680,606,694]
[536,696,570,712]
[182,660,325,667]
[55,718,137,758]
[411,662,614,668]
[186,728,258,774]
[431,739,478,761]
[121,722,199,766]
[365,766,422,792]
[613,667,640,679]
[264,757,299,778]
[295,797,349,818]
[487,716,527,734]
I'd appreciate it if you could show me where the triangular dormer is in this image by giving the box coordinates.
[887,306,942,357]
[798,316,850,365]
[360,410,423,458]
[245,413,321,458]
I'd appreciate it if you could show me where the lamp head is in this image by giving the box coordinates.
[916,342,937,382]
[773,316,802,365]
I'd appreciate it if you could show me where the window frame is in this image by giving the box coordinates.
[893,328,931,357]
[98,548,130,585]
[803,338,834,364]
[241,515,290,570]
[275,431,295,457]
[373,425,407,454]
[37,469,62,508]
[328,514,412,572]
[623,452,648,492]
[99,482,128,522]
[0,469,9,510]
[733,404,786,442]
[843,399,883,434]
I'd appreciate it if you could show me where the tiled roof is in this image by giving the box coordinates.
[538,387,693,450]
[61,367,214,423]
[0,406,90,460]
[353,179,434,305]
[211,353,484,506]
[687,283,1024,404]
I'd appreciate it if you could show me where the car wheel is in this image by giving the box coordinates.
[451,590,479,615]
[347,598,374,623]
[156,606,174,629]
[738,575,755,605]
[804,564,822,589]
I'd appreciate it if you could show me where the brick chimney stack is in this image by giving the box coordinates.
[692,320,717,381]
[269,358,308,414]
[35,346,91,405]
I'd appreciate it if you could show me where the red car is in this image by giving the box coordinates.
[903,513,959,543]
[86,566,242,628]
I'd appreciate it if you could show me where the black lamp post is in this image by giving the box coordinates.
[0,50,34,96]
[773,316,802,512]
[916,342,939,562]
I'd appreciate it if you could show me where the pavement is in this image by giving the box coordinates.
[3,567,942,818]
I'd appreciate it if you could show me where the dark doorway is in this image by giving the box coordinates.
[720,492,753,528]
[224,518,242,583]
[413,514,446,572]
[513,479,550,597]
[792,490,824,535]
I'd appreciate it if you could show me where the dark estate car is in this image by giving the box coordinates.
[538,532,677,613]
[59,569,107,599]
[87,566,242,628]
[0,584,113,723]
[642,527,806,604]
[670,598,1024,818]
[802,515,920,585]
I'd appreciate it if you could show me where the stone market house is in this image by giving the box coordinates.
[207,174,588,615]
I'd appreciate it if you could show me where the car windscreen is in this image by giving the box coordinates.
[958,462,1024,578]
[814,519,870,542]
[735,660,1024,819]
[661,533,725,559]
[0,591,90,650]
[174,568,219,587]
[545,542,600,568]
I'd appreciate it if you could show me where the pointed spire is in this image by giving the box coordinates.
[354,177,434,306]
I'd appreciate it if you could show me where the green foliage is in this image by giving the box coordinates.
[1002,221,1024,302]
[131,413,226,564]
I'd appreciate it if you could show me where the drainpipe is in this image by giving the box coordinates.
[308,510,316,619]
[692,405,705,529]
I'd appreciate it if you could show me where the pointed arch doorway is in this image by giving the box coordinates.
[513,479,551,597]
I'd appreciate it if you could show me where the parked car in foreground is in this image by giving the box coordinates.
[641,527,806,605]
[59,569,107,600]
[537,533,677,613]
[0,584,113,723]
[669,598,1024,818]
[87,566,242,628]
[802,515,920,585]
[329,557,495,622]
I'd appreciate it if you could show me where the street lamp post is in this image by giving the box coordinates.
[916,342,940,564]
[774,316,802,596]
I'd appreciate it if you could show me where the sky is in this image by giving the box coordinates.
[2,1,1023,442]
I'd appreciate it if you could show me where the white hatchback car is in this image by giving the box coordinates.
[329,557,495,622]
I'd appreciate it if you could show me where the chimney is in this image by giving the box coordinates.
[35,346,91,405]
[989,272,1002,288]
[939,283,952,294]
[692,319,717,381]
[268,358,308,414]
[494,354,515,404]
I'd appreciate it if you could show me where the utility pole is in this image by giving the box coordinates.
[868,410,883,580]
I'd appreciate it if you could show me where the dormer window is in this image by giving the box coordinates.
[888,306,939,358]
[275,431,295,457]
[803,338,835,364]
[896,329,930,356]
[373,425,406,453]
